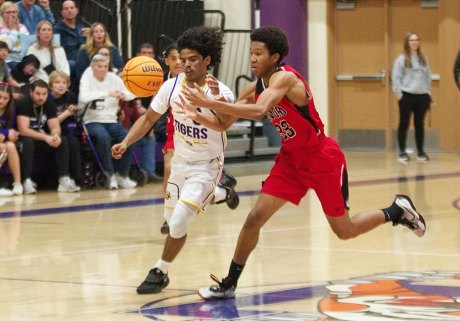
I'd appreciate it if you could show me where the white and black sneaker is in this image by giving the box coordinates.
[393,194,426,237]
[198,274,236,300]
[398,152,410,164]
[416,153,430,163]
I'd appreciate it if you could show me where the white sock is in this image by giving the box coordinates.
[213,186,227,203]
[154,259,171,274]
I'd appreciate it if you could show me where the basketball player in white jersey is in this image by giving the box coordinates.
[111,26,236,294]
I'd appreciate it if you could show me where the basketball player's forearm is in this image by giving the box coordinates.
[208,100,264,121]
[124,116,153,146]
[194,114,226,131]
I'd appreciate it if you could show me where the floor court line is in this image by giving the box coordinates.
[1,170,459,219]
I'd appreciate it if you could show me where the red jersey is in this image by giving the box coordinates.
[255,64,325,151]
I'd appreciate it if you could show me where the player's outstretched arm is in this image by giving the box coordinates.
[184,72,295,120]
[176,95,236,131]
[112,108,161,159]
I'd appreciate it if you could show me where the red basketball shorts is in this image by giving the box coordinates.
[163,112,175,152]
[260,137,349,217]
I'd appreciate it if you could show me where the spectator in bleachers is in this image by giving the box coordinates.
[0,0,4,24]
[120,97,161,183]
[10,53,39,92]
[16,0,53,34]
[78,46,118,85]
[53,1,88,76]
[26,20,69,83]
[95,45,117,73]
[0,1,29,68]
[73,22,123,91]
[0,41,21,87]
[0,82,23,195]
[49,70,82,185]
[78,54,136,190]
[131,42,163,182]
[36,0,54,25]
[16,79,80,194]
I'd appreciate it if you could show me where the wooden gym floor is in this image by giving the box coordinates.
[1,151,460,321]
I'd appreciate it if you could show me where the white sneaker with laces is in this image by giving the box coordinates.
[198,275,236,300]
[23,178,37,194]
[109,175,118,190]
[58,176,80,193]
[393,194,426,237]
[70,178,81,191]
[12,183,23,195]
[115,174,137,189]
[0,188,13,197]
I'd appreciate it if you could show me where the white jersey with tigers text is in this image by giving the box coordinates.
[150,72,234,161]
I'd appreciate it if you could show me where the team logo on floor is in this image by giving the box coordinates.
[127,271,460,320]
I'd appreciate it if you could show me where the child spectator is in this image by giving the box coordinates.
[0,82,22,195]
[0,41,21,99]
[48,70,82,185]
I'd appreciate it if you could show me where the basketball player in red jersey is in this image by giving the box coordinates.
[181,26,427,300]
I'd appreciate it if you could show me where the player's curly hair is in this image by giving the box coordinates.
[250,26,289,64]
[177,26,223,68]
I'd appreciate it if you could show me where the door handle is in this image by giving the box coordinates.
[336,69,386,85]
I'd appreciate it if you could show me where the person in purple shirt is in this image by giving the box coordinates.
[0,83,22,195]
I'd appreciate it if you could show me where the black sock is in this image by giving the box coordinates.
[225,260,245,289]
[381,203,403,223]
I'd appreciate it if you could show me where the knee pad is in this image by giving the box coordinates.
[168,201,197,239]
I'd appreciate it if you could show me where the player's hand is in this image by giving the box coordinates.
[183,84,211,108]
[176,94,198,121]
[206,74,220,95]
[112,142,127,159]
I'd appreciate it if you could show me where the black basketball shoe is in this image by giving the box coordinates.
[137,268,170,294]
[216,170,239,210]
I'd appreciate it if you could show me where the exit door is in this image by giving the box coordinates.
[333,0,439,151]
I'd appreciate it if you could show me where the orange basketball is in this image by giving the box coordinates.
[122,56,164,97]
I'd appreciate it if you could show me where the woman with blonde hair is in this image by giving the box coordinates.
[0,83,22,195]
[0,1,29,67]
[73,22,123,90]
[391,31,432,164]
[26,20,70,83]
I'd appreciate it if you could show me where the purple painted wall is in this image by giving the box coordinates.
[258,0,308,78]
